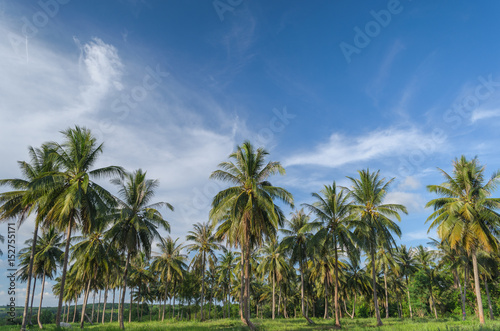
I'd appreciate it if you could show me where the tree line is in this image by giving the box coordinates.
[1,126,499,330]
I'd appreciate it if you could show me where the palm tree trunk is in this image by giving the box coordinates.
[129,288,133,323]
[136,286,140,320]
[352,291,357,319]
[73,297,77,323]
[21,223,39,331]
[371,247,383,326]
[278,286,281,317]
[428,280,437,319]
[406,275,413,319]
[97,289,102,323]
[384,266,389,318]
[484,277,494,320]
[37,271,46,329]
[140,290,144,321]
[29,277,37,325]
[102,284,109,324]
[334,243,340,327]
[56,220,73,327]
[162,282,168,321]
[201,252,205,321]
[240,251,245,323]
[472,252,485,324]
[462,265,469,321]
[110,287,116,323]
[272,271,276,319]
[173,287,176,319]
[243,227,255,330]
[458,273,466,321]
[300,259,305,316]
[324,277,329,319]
[91,291,96,323]
[300,258,314,324]
[67,302,71,323]
[80,279,92,329]
[119,252,130,329]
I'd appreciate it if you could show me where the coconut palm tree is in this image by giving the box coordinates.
[303,182,354,327]
[343,255,371,319]
[186,222,220,321]
[106,169,172,329]
[414,245,438,319]
[36,126,124,327]
[394,245,418,319]
[209,141,293,329]
[281,209,317,324]
[426,156,500,325]
[217,249,236,318]
[374,245,397,319]
[72,223,112,328]
[348,169,407,327]
[256,238,289,319]
[477,250,498,320]
[34,226,64,329]
[308,243,334,319]
[0,145,60,330]
[152,236,186,321]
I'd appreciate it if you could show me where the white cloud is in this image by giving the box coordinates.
[284,127,443,168]
[397,176,421,190]
[471,109,500,123]
[384,191,425,213]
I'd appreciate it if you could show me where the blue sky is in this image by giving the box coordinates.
[1,0,500,307]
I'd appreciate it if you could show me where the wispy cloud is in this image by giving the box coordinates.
[471,108,500,123]
[367,40,405,103]
[385,191,425,213]
[284,127,443,168]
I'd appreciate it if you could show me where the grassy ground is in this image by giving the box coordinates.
[1,317,500,330]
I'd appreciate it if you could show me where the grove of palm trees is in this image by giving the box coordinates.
[2,126,500,331]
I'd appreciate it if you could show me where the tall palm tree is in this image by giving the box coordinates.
[343,255,371,319]
[348,169,407,327]
[217,249,236,318]
[308,244,334,319]
[429,238,469,320]
[106,169,172,329]
[374,245,397,319]
[477,250,498,320]
[72,225,112,329]
[209,141,293,330]
[256,238,289,320]
[152,236,186,321]
[303,182,354,327]
[394,245,418,319]
[34,226,64,329]
[186,222,220,321]
[414,245,438,319]
[0,145,59,331]
[426,156,500,325]
[281,209,317,324]
[37,126,124,327]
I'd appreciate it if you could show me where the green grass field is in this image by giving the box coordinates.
[1,317,500,331]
